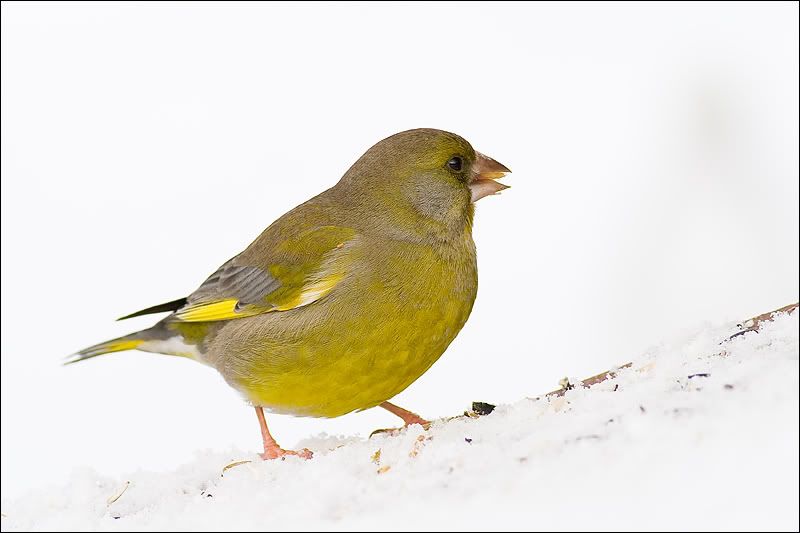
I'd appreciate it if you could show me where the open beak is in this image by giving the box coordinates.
[469,152,511,202]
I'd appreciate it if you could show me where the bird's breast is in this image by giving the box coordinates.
[213,236,478,418]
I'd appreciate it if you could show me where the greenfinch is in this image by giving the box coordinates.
[69,128,511,459]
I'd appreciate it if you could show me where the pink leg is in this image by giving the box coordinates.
[255,407,312,460]
[379,401,430,427]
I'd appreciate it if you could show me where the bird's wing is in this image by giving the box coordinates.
[172,225,358,323]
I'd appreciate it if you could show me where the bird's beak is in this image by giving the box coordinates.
[469,152,511,203]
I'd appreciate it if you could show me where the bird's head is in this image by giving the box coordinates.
[337,128,510,237]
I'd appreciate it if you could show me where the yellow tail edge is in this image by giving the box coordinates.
[64,338,144,365]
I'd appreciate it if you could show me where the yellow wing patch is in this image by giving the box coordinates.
[175,299,249,322]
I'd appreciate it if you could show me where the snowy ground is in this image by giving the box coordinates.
[2,310,797,531]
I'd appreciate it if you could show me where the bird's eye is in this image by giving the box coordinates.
[447,156,463,171]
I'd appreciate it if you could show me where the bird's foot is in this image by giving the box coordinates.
[371,401,431,437]
[369,419,431,438]
[259,447,313,461]
[253,406,313,460]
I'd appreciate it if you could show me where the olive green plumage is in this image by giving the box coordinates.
[70,128,510,419]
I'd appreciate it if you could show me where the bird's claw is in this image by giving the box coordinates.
[369,421,431,439]
[259,447,313,460]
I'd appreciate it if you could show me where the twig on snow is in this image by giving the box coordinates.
[529,302,798,401]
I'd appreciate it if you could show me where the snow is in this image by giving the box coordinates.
[2,310,797,531]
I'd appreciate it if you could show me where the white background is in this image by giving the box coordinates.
[2,1,798,498]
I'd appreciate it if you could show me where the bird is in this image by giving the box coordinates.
[68,128,511,460]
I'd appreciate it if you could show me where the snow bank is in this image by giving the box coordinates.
[2,311,798,531]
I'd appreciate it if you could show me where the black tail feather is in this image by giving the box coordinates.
[117,297,187,321]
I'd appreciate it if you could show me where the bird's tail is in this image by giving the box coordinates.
[65,333,147,365]
[65,322,200,365]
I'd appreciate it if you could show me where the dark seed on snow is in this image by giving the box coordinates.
[472,402,496,416]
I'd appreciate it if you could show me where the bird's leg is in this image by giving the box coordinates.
[380,401,430,427]
[255,406,313,460]
[370,401,431,437]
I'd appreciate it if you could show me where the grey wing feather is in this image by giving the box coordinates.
[187,260,281,307]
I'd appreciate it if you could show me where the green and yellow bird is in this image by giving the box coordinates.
[69,128,510,459]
